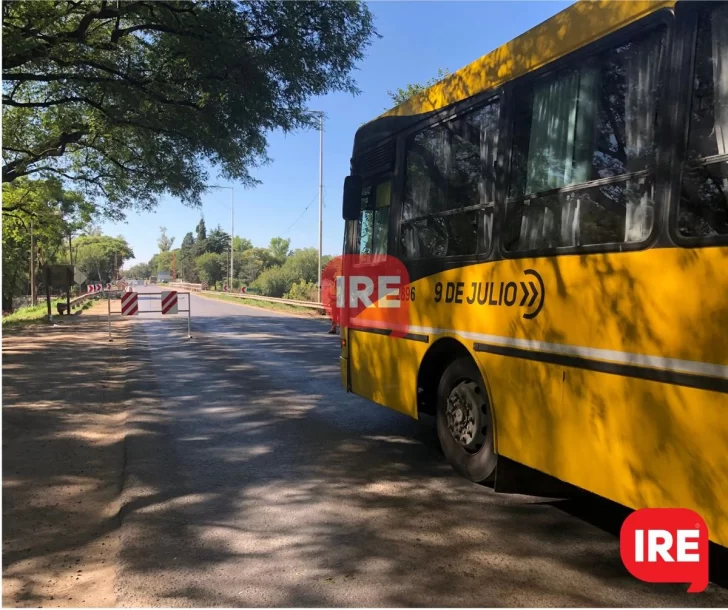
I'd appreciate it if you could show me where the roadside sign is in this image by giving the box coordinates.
[95,283,103,292]
[46,264,73,288]
[161,291,178,315]
[121,291,138,316]
[74,270,87,285]
[87,285,95,293]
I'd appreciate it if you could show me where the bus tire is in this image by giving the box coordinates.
[436,357,497,483]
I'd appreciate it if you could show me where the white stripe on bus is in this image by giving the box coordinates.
[348,320,728,380]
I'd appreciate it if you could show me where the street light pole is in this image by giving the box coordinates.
[230,186,234,290]
[206,185,234,289]
[317,111,324,302]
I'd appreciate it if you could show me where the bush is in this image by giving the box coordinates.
[285,280,318,302]
[250,265,292,297]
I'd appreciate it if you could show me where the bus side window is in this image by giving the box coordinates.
[400,100,499,259]
[504,26,667,251]
[358,180,391,255]
[677,4,728,240]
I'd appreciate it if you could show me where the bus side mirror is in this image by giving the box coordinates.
[342,175,363,221]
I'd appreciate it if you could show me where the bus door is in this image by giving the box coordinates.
[347,177,399,404]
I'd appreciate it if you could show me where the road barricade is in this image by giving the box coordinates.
[105,289,192,341]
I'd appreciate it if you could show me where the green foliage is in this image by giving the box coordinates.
[148,250,175,275]
[206,225,231,255]
[157,226,175,252]
[125,262,151,279]
[178,232,198,281]
[3,298,68,328]
[387,68,452,107]
[250,265,291,298]
[233,236,253,252]
[268,237,291,266]
[180,232,195,250]
[234,248,272,285]
[282,248,319,284]
[285,280,318,302]
[3,1,377,218]
[196,252,226,285]
[2,177,96,310]
[74,235,133,283]
[195,218,207,242]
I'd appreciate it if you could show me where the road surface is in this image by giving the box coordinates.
[114,286,728,606]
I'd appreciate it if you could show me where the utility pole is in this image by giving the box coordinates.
[317,111,324,303]
[67,232,73,314]
[114,251,117,282]
[230,186,234,289]
[30,222,37,306]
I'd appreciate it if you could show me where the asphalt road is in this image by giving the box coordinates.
[115,286,728,607]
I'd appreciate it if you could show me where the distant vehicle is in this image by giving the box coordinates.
[338,0,728,548]
[149,276,157,284]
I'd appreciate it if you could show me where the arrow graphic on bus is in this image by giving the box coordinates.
[521,269,544,319]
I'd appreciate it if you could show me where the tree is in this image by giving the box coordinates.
[195,217,207,243]
[207,225,231,255]
[234,247,275,285]
[196,252,225,285]
[233,236,253,252]
[149,250,174,275]
[268,237,291,266]
[387,68,452,106]
[3,2,377,218]
[180,232,195,250]
[178,232,198,282]
[282,248,319,285]
[2,177,95,310]
[74,235,133,283]
[157,226,175,252]
[125,262,151,279]
[251,265,291,298]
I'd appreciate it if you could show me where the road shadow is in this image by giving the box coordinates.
[111,313,728,607]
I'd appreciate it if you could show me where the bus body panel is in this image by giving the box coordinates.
[346,246,727,546]
[349,329,428,420]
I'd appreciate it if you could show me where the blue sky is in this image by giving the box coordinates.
[103,1,572,267]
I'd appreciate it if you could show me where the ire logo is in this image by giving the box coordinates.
[321,255,411,337]
[620,508,709,593]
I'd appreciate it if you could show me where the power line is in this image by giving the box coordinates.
[283,192,318,234]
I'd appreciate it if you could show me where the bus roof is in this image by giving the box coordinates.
[377,0,674,121]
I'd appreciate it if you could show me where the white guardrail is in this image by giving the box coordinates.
[167,282,326,313]
[71,289,122,308]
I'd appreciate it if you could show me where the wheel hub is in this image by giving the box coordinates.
[445,380,487,452]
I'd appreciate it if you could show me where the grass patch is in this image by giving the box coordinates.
[3,297,94,328]
[201,292,326,318]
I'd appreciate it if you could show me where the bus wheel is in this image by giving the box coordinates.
[436,357,497,483]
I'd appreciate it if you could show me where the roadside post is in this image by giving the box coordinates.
[107,290,112,342]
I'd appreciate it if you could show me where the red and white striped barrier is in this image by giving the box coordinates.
[161,290,178,315]
[121,291,138,316]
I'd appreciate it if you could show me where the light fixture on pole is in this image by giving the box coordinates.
[207,185,234,289]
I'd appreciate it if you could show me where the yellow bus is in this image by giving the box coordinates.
[339,0,728,547]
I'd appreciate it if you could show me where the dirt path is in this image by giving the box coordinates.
[2,302,130,607]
